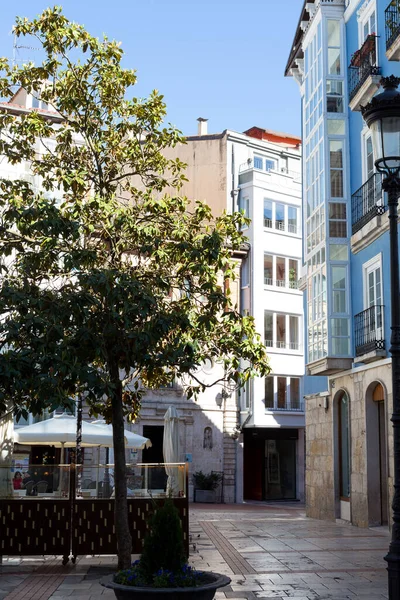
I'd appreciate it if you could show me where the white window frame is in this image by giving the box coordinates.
[362,253,383,310]
[361,126,374,183]
[239,196,250,230]
[264,375,303,411]
[358,0,377,46]
[254,155,264,170]
[30,94,49,111]
[264,311,302,352]
[264,254,299,290]
[265,158,276,172]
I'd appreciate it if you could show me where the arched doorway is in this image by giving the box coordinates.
[366,382,388,526]
[334,390,351,521]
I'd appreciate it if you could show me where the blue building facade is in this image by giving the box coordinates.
[286,0,400,526]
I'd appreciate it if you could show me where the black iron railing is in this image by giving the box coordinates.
[265,399,304,412]
[386,1,400,51]
[354,305,385,357]
[348,35,380,102]
[351,173,386,234]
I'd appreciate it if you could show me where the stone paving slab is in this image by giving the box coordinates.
[0,503,390,599]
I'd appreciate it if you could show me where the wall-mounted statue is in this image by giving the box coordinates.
[203,426,213,450]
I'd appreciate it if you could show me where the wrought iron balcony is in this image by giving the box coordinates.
[351,173,386,234]
[386,1,400,52]
[354,305,385,357]
[348,35,380,103]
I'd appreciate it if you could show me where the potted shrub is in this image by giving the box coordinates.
[101,498,230,599]
[193,471,222,503]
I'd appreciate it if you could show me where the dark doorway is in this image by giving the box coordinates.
[264,439,296,500]
[141,425,167,490]
[243,428,298,501]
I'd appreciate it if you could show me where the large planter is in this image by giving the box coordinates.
[194,489,216,503]
[100,572,231,600]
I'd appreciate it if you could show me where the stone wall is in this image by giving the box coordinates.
[306,359,394,528]
[305,394,335,521]
[331,361,393,528]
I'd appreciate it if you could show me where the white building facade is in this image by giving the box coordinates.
[154,124,305,502]
[233,128,304,502]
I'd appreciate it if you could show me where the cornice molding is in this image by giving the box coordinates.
[356,0,374,22]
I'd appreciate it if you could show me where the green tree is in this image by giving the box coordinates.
[0,7,269,569]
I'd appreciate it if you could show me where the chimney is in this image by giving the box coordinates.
[197,117,208,136]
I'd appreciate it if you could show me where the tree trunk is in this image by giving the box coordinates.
[109,359,132,570]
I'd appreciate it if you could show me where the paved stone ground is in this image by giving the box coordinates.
[0,503,389,599]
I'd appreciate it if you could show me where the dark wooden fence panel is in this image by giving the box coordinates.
[71,497,189,557]
[0,500,70,556]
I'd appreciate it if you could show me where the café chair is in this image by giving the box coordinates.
[24,481,36,496]
[36,481,48,493]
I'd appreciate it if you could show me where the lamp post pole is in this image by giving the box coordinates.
[383,175,400,598]
[361,76,400,599]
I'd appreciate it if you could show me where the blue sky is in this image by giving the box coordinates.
[0,1,302,137]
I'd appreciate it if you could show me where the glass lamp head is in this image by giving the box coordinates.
[361,76,400,177]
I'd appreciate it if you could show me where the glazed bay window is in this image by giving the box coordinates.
[239,196,249,219]
[331,317,350,355]
[327,20,341,76]
[265,312,273,348]
[332,265,347,313]
[265,376,274,408]
[264,199,300,235]
[330,264,350,354]
[329,202,347,237]
[264,311,301,351]
[327,80,343,113]
[264,254,273,285]
[275,203,285,231]
[277,314,286,348]
[264,376,303,411]
[264,200,273,228]
[288,206,298,233]
[330,140,344,198]
[264,254,299,289]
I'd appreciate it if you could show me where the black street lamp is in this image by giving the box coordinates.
[362,75,400,600]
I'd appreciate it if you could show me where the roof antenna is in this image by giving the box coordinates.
[11,31,40,68]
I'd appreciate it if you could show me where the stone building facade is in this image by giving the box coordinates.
[306,362,393,527]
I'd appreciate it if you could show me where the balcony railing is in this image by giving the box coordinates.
[348,35,380,102]
[264,219,300,235]
[351,173,386,234]
[354,305,385,357]
[386,1,400,51]
[239,162,300,180]
[264,277,299,290]
[265,399,304,412]
[265,339,301,351]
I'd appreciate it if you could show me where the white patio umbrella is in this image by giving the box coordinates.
[90,421,152,449]
[163,406,183,496]
[14,414,121,496]
[14,414,117,448]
